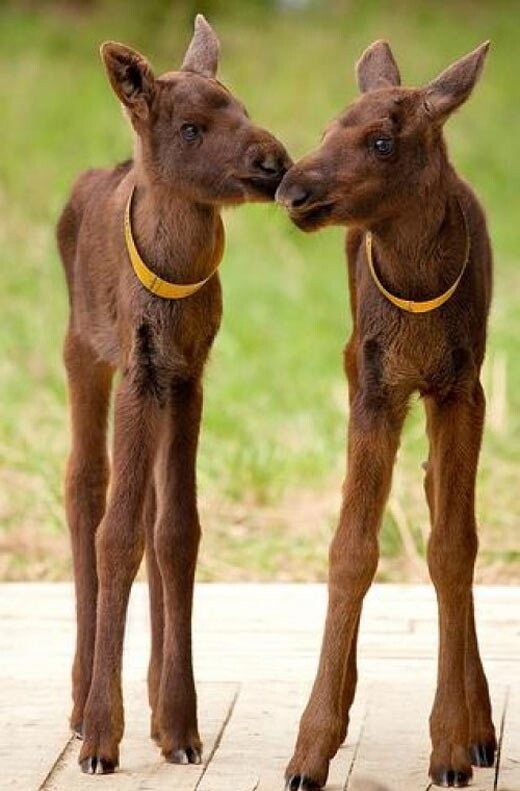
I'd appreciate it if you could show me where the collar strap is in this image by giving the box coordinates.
[365,199,470,314]
[124,187,220,299]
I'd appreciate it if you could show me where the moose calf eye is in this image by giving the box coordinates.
[181,123,200,142]
[373,137,394,157]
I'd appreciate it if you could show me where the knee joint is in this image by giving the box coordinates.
[96,518,143,573]
[154,519,201,571]
[428,529,478,589]
[329,532,379,596]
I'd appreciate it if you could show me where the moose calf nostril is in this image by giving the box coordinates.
[290,187,310,209]
[254,153,280,175]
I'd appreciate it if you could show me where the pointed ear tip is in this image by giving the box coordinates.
[100,40,115,58]
[100,40,131,62]
[357,39,394,69]
[367,39,392,55]
[194,13,213,31]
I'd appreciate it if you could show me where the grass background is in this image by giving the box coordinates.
[0,0,519,581]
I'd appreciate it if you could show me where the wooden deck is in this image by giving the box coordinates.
[1,583,518,790]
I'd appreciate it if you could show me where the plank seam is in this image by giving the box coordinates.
[493,685,510,791]
[38,734,76,790]
[343,698,369,790]
[194,684,241,790]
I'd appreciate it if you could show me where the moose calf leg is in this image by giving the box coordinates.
[64,330,113,736]
[466,593,496,766]
[155,379,203,763]
[144,483,164,742]
[425,383,490,787]
[424,432,495,769]
[286,398,404,789]
[79,381,159,774]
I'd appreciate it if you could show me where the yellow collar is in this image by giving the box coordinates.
[124,187,220,299]
[365,199,470,314]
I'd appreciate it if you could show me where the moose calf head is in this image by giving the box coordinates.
[277,40,489,230]
[102,14,291,205]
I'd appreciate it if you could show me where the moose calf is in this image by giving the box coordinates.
[57,15,289,774]
[278,41,494,789]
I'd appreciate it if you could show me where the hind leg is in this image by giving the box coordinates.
[64,328,113,735]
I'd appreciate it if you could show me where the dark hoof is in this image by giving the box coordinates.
[286,775,322,790]
[71,722,83,739]
[430,768,471,788]
[80,756,117,775]
[166,747,202,765]
[470,742,495,768]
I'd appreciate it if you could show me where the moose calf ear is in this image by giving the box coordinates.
[424,41,490,123]
[100,41,155,120]
[181,14,220,78]
[356,40,401,93]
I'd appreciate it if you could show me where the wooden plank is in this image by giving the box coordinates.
[0,679,70,791]
[0,583,518,791]
[345,681,431,790]
[346,681,507,791]
[43,683,238,791]
[194,680,365,791]
[197,682,299,791]
[497,684,520,791]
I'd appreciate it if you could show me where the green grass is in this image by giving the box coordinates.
[1,0,519,581]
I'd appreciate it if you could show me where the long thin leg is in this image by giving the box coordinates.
[144,482,164,741]
[154,377,203,763]
[64,329,113,735]
[425,381,488,787]
[79,378,161,773]
[337,613,360,747]
[466,592,496,765]
[336,334,362,745]
[286,391,407,789]
[424,393,495,777]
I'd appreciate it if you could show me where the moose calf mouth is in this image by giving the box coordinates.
[288,201,336,231]
[241,174,288,200]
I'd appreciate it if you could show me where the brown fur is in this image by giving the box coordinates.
[277,41,495,790]
[57,15,290,774]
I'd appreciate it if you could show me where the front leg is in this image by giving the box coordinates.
[79,378,161,774]
[424,402,495,771]
[466,592,496,766]
[286,392,406,790]
[425,382,489,788]
[144,481,163,743]
[154,378,203,764]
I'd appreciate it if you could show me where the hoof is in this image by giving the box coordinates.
[469,742,495,768]
[430,768,471,788]
[80,756,117,775]
[286,775,322,790]
[165,747,202,765]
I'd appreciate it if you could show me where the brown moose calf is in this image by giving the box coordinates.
[57,15,290,774]
[277,41,494,790]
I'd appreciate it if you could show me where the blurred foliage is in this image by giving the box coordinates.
[0,0,519,581]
